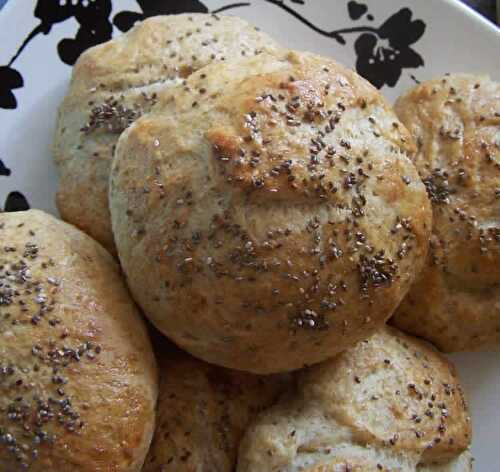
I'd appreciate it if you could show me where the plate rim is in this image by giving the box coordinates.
[0,0,499,33]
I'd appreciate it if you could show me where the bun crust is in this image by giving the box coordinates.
[0,210,158,471]
[53,14,281,252]
[237,327,472,472]
[392,74,500,351]
[110,51,432,373]
[143,347,288,471]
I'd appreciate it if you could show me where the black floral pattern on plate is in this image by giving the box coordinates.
[355,8,425,88]
[1,0,114,110]
[0,0,427,111]
[265,0,426,88]
[7,0,114,67]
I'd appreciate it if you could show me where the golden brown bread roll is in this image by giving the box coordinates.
[237,327,472,472]
[142,345,288,471]
[0,210,158,471]
[392,74,500,352]
[53,13,282,253]
[110,50,432,373]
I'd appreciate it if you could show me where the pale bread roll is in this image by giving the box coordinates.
[392,74,500,352]
[53,14,282,252]
[143,344,288,471]
[238,327,472,472]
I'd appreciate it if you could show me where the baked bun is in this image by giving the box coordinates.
[110,50,432,373]
[0,210,157,471]
[53,14,281,253]
[392,74,500,351]
[142,345,288,471]
[237,327,472,472]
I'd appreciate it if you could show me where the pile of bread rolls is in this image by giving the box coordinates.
[1,13,498,471]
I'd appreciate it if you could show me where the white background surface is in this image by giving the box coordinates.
[1,1,499,469]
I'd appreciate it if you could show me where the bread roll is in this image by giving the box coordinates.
[53,14,281,252]
[0,210,157,471]
[142,345,288,471]
[238,327,472,472]
[392,74,500,351]
[110,50,432,373]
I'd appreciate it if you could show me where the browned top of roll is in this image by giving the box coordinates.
[0,210,158,471]
[110,50,432,373]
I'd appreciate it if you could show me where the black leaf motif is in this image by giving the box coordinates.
[4,191,30,212]
[0,66,23,109]
[0,159,11,177]
[114,0,209,33]
[348,1,368,20]
[57,0,113,65]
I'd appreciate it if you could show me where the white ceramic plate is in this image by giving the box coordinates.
[1,1,499,469]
